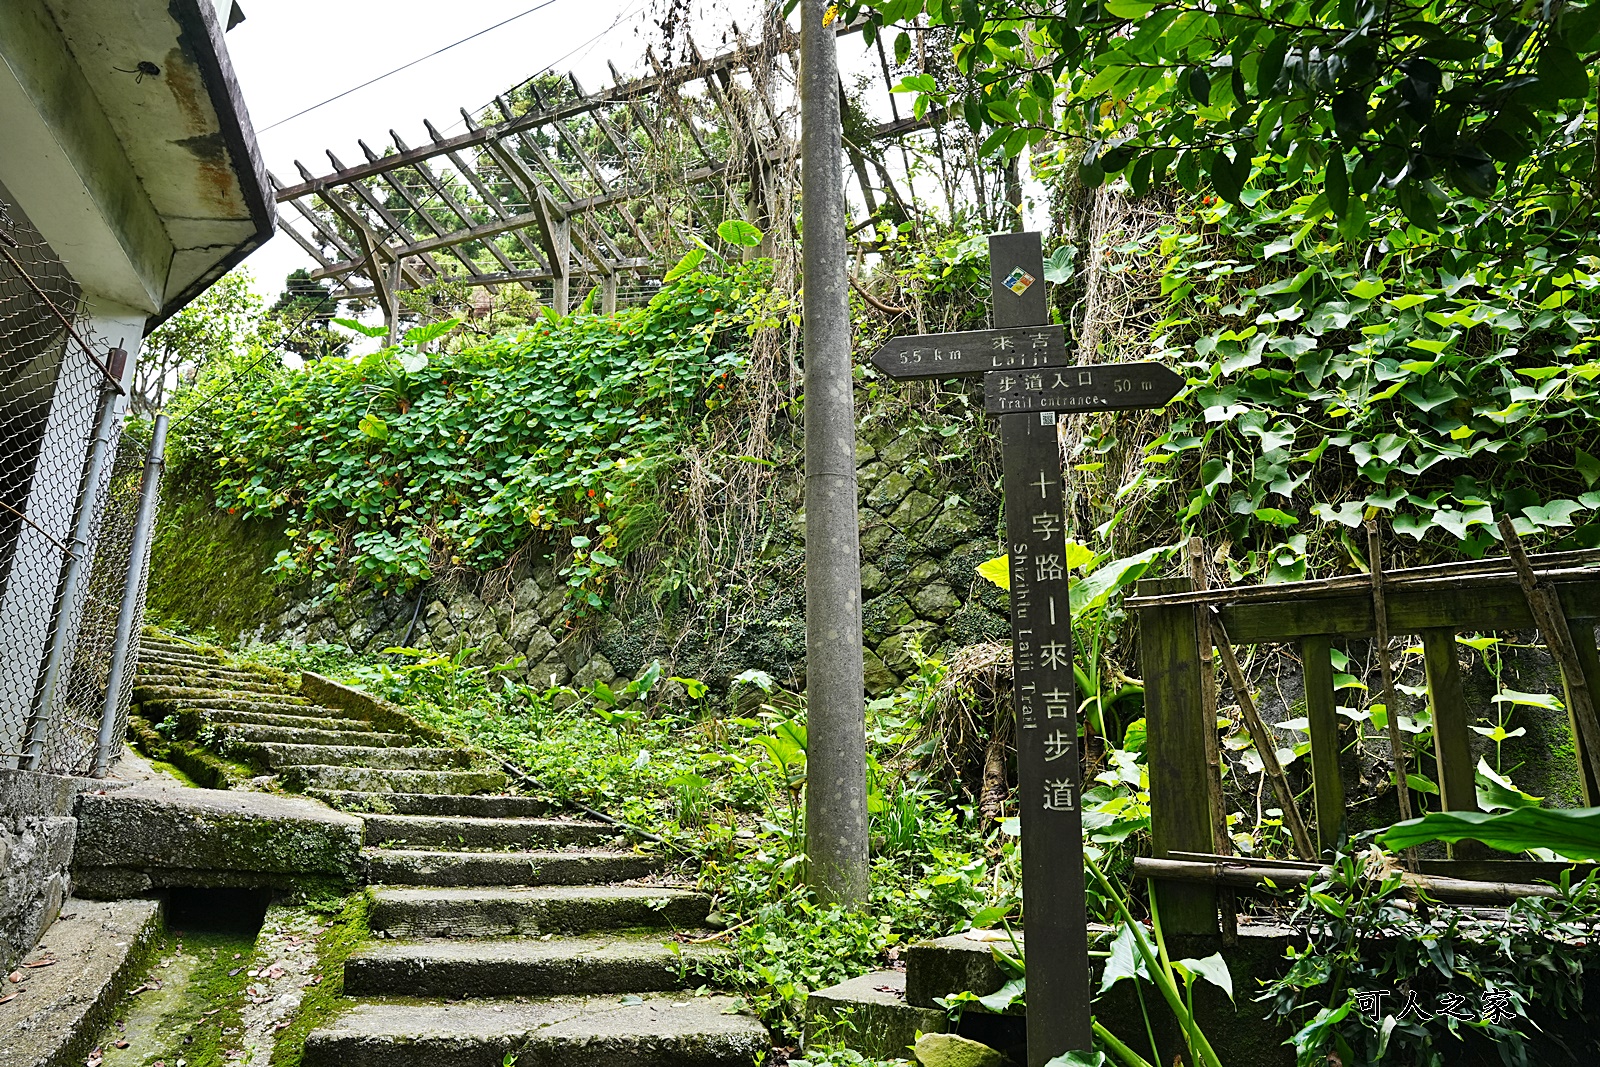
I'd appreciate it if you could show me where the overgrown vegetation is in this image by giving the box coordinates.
[140,1,1600,1056]
[1263,854,1600,1066]
[166,258,782,611]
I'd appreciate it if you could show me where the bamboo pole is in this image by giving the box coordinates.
[1208,607,1317,861]
[1187,537,1237,943]
[1133,856,1563,905]
[1498,517,1600,792]
[1367,521,1416,842]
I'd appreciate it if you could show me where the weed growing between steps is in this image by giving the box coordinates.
[88,892,368,1067]
[229,639,1035,1042]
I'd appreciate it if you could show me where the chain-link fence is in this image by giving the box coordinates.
[1,191,160,777]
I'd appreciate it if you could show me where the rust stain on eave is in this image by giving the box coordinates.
[161,44,244,214]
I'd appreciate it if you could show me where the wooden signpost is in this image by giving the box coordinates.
[870,232,1183,1064]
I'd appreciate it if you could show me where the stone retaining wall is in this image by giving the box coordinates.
[0,769,78,972]
[235,415,1010,697]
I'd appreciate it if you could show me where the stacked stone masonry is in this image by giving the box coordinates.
[253,424,1008,698]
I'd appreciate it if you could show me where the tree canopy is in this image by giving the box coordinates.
[851,0,1600,247]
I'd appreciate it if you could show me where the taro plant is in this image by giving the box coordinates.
[937,853,1230,1067]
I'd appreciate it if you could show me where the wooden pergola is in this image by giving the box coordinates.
[272,20,957,335]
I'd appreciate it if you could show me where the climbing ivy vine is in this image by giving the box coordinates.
[172,261,783,605]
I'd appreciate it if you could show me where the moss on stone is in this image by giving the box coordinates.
[147,496,289,644]
[268,893,371,1067]
[96,927,257,1067]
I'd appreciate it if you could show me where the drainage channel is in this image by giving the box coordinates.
[92,888,363,1067]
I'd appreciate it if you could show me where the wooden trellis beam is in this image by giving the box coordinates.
[390,131,526,280]
[272,39,790,201]
[273,24,938,306]
[421,118,550,269]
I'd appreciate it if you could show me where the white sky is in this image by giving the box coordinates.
[223,0,786,300]
[216,1,1036,309]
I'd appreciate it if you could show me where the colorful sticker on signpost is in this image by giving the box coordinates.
[1003,268,1036,296]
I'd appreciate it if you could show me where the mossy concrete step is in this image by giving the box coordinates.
[343,934,728,997]
[363,848,656,887]
[135,685,312,707]
[229,742,474,771]
[140,655,275,671]
[362,814,616,851]
[172,708,377,732]
[215,723,416,748]
[137,659,283,679]
[136,650,239,671]
[281,765,508,795]
[804,970,949,1061]
[137,641,225,660]
[135,673,288,694]
[308,791,555,818]
[368,885,712,938]
[301,994,768,1067]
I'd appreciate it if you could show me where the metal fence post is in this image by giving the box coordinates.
[93,414,166,776]
[22,380,121,771]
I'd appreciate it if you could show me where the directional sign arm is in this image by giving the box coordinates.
[870,325,1068,380]
[984,362,1185,415]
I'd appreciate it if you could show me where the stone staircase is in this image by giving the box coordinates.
[132,633,769,1066]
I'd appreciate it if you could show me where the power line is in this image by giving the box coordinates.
[259,0,570,133]
[439,0,649,137]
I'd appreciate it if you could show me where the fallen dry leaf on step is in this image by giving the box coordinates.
[113,1041,129,1049]
[227,968,242,977]
[0,993,20,1005]
[267,966,286,980]
[24,958,57,969]
[203,1009,221,1017]
[7,972,21,983]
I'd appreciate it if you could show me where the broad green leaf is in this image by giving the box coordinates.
[1476,758,1541,811]
[716,219,765,247]
[1382,805,1600,861]
[402,317,463,345]
[1071,544,1173,617]
[1044,245,1077,283]
[1098,923,1150,992]
[333,316,390,339]
[1175,953,1234,1001]
[1578,449,1600,488]
[1063,540,1097,571]
[1492,689,1564,711]
[357,413,388,440]
[977,554,1011,590]
[1104,0,1157,16]
[1522,499,1585,528]
[1044,1054,1108,1067]
[663,248,706,282]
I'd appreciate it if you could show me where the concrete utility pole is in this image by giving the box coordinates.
[799,0,869,905]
